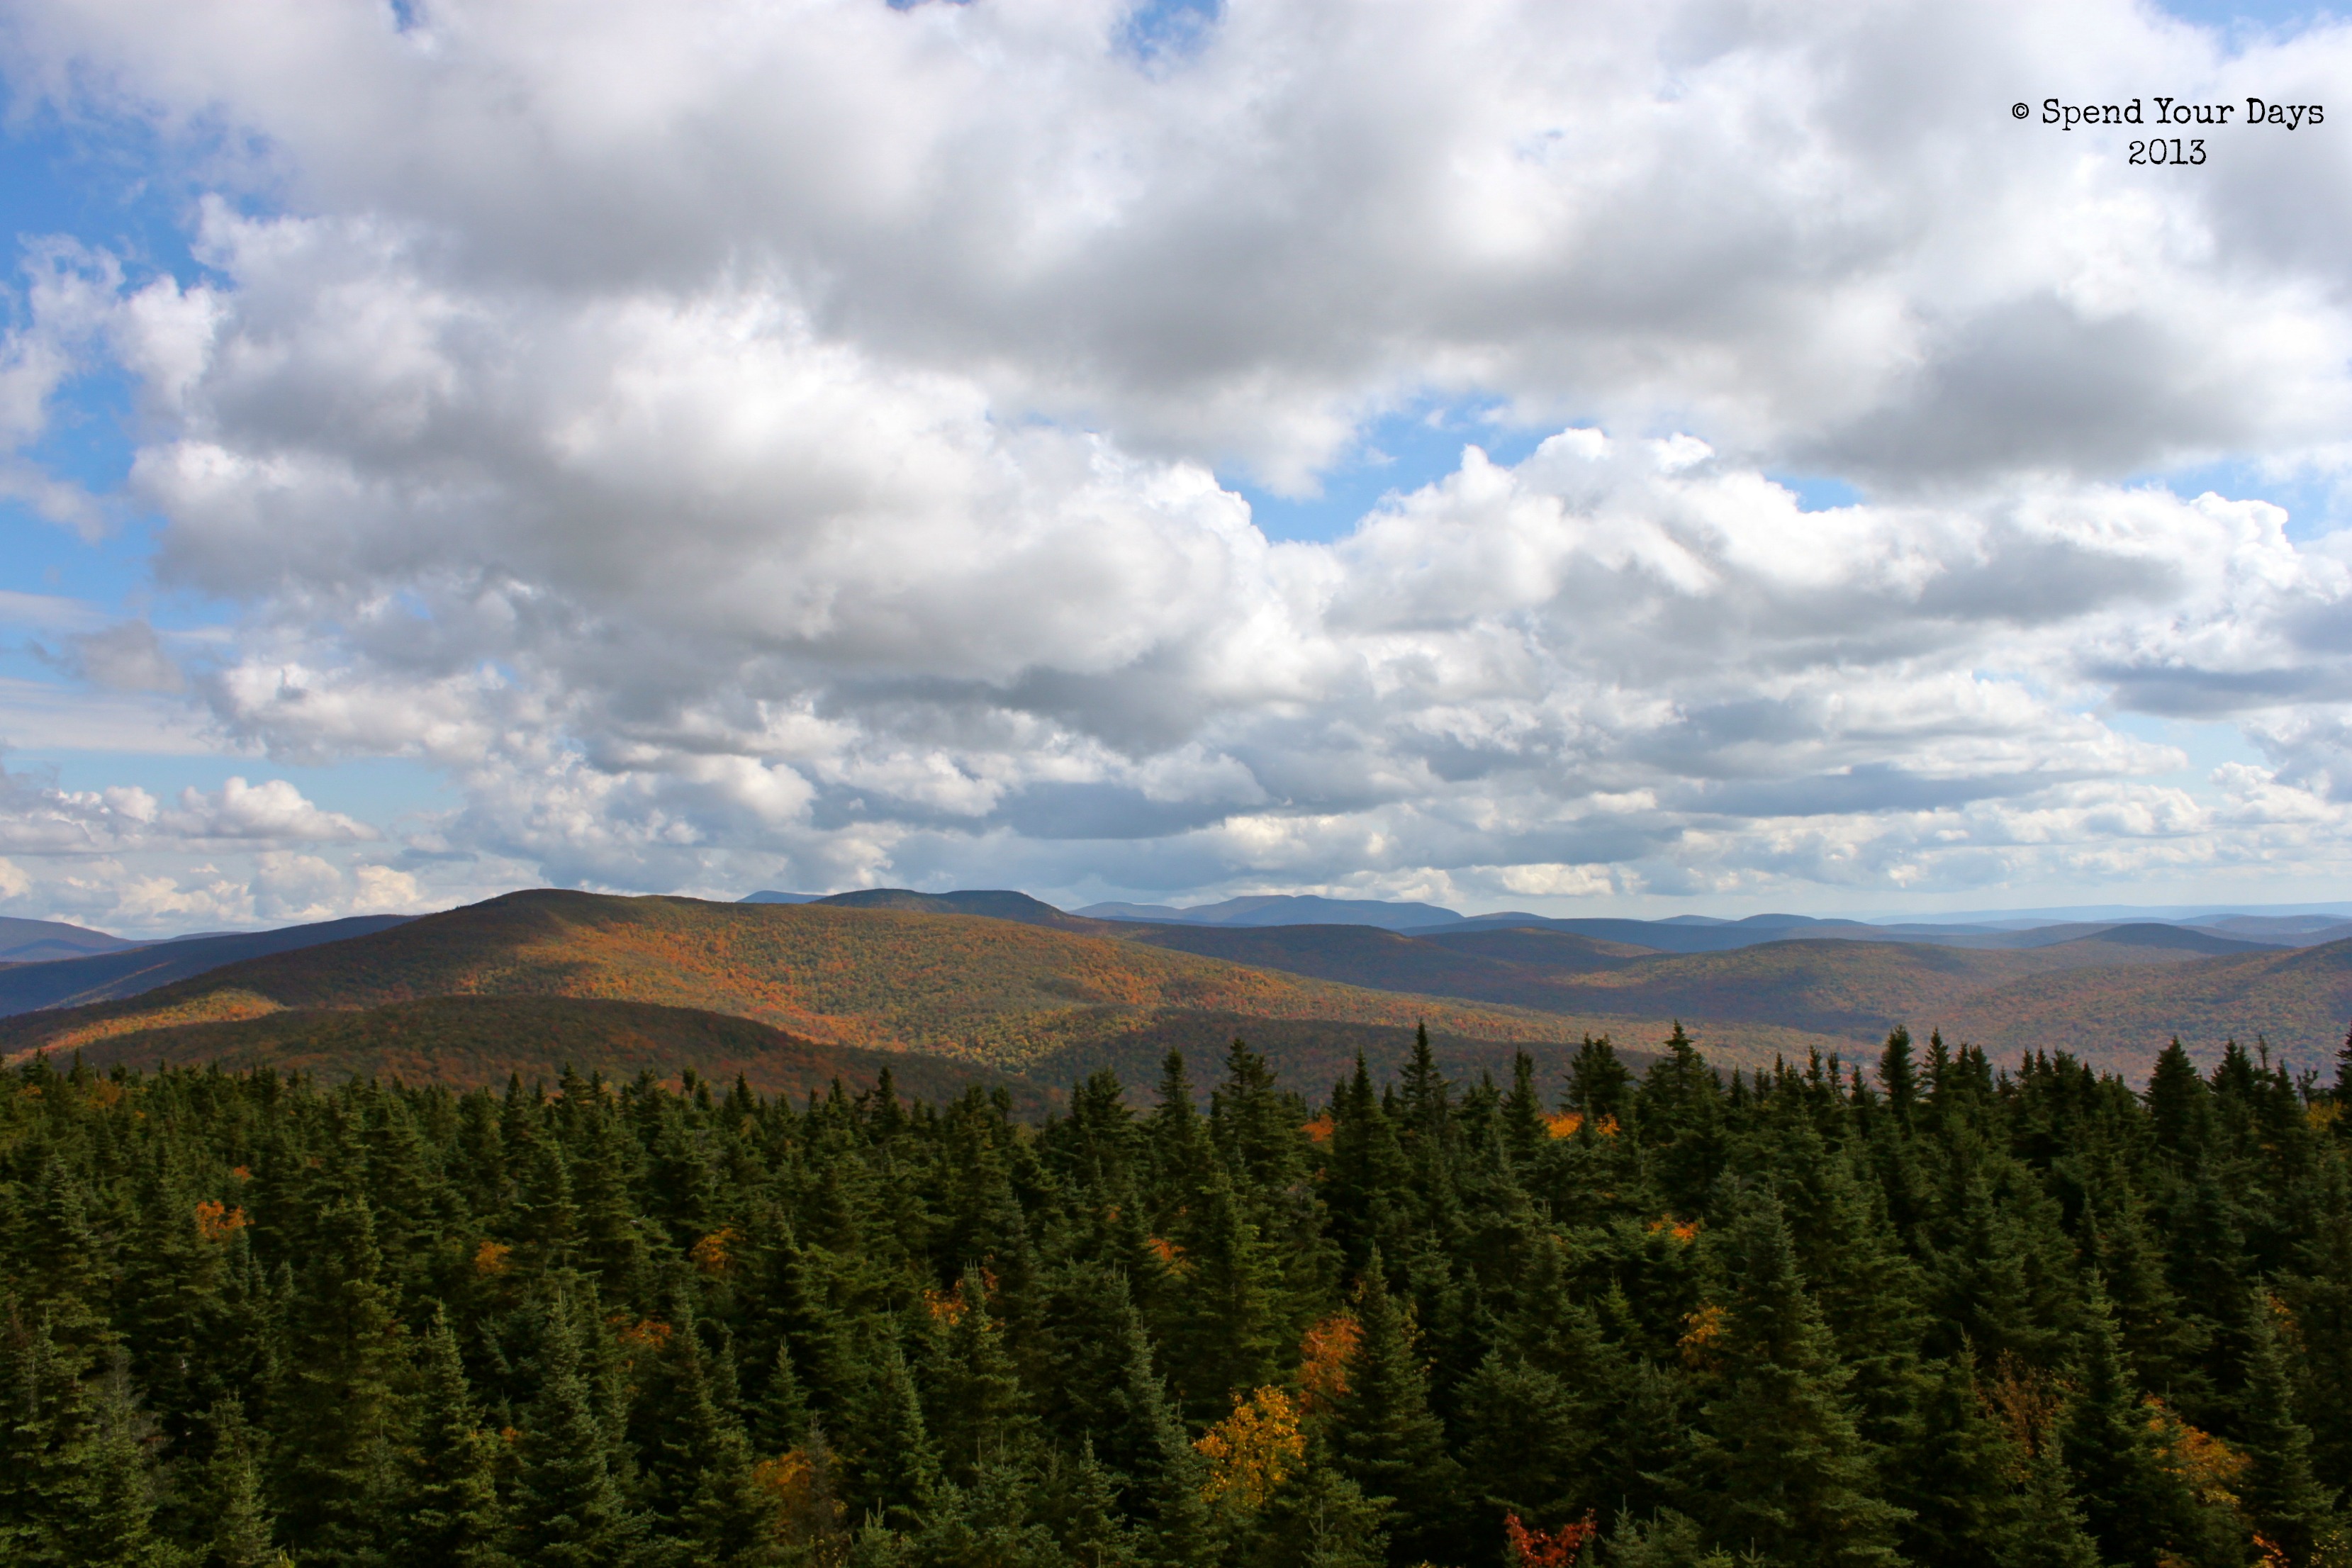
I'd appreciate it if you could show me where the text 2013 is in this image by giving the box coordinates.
[2127,138,2205,164]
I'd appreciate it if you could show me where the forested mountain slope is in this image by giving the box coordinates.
[1949,937,2352,1072]
[38,993,1051,1111]
[1114,922,2333,1079]
[0,889,1710,1075]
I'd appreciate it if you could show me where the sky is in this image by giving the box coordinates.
[4,1,2352,934]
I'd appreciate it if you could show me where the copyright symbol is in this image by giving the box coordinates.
[2012,101,2029,119]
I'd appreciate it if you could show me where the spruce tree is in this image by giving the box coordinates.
[1878,1026,1919,1131]
[2234,1289,2336,1568]
[400,1313,513,1568]
[1325,1255,1459,1565]
[753,1338,812,1456]
[1238,1435,1388,1568]
[1160,1160,1282,1424]
[76,1354,170,1568]
[511,1297,643,1568]
[189,1398,286,1568]
[1691,1197,1905,1568]
[0,1304,99,1567]
[2061,1277,2185,1567]
[268,1194,400,1566]
[922,1271,1030,1487]
[832,1324,939,1532]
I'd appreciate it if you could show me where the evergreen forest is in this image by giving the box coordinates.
[5,1021,2351,1568]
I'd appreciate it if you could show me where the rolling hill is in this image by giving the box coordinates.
[1079,893,1467,930]
[1114,921,1654,1008]
[1946,939,2352,1075]
[0,914,411,1017]
[2,889,1763,1080]
[17,885,2324,1095]
[1099,921,2306,1075]
[45,994,1055,1110]
[0,915,145,964]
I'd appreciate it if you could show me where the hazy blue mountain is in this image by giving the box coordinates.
[1079,893,1465,930]
[1423,911,2287,957]
[739,890,825,904]
[0,916,147,965]
[0,914,415,1018]
[802,887,1090,928]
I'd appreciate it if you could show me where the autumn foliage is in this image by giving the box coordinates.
[1503,1511,1597,1566]
[1194,1386,1304,1509]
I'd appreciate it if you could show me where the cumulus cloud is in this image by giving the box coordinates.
[4,0,2352,923]
[0,768,372,854]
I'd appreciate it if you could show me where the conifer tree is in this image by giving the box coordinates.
[753,1338,812,1456]
[401,1313,513,1568]
[511,1297,643,1568]
[2061,1277,2185,1567]
[1325,1254,1459,1565]
[189,1398,286,1568]
[268,1194,400,1566]
[1323,1058,1409,1277]
[1238,1434,1388,1568]
[922,1271,1030,1487]
[1455,1350,1591,1535]
[2234,1289,2336,1568]
[1878,1026,1919,1129]
[0,1304,100,1567]
[2004,1440,2103,1568]
[1499,1052,1549,1172]
[832,1324,939,1532]
[77,1354,170,1568]
[1209,1038,1307,1198]
[2147,1040,2214,1159]
[1046,1438,1141,1568]
[1160,1160,1282,1424]
[1566,1035,1629,1124]
[1691,1197,1905,1568]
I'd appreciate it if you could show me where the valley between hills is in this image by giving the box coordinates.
[1,886,2347,1095]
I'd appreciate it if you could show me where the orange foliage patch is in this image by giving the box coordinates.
[1505,1511,1598,1567]
[35,988,284,1057]
[615,1316,673,1353]
[690,1226,739,1275]
[1301,1115,1335,1144]
[1645,1216,1701,1244]
[1983,1354,2065,1463]
[1679,1304,1726,1369]
[923,1285,968,1327]
[1195,1387,1304,1509]
[1297,1314,1360,1412]
[1544,1110,1618,1138]
[756,1450,813,1497]
[1148,1235,1189,1275]
[473,1240,513,1277]
[228,1165,251,1182]
[193,1199,247,1242]
[2145,1396,2247,1511]
[754,1445,847,1541]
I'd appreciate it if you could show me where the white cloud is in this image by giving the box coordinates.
[0,768,371,853]
[4,0,2352,924]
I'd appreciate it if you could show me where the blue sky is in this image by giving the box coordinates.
[4,0,2352,931]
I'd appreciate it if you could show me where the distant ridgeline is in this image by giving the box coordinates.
[4,1024,2350,1567]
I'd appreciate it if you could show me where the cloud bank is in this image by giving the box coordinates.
[4,0,2352,929]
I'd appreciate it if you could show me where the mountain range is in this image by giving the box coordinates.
[3,887,2346,1095]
